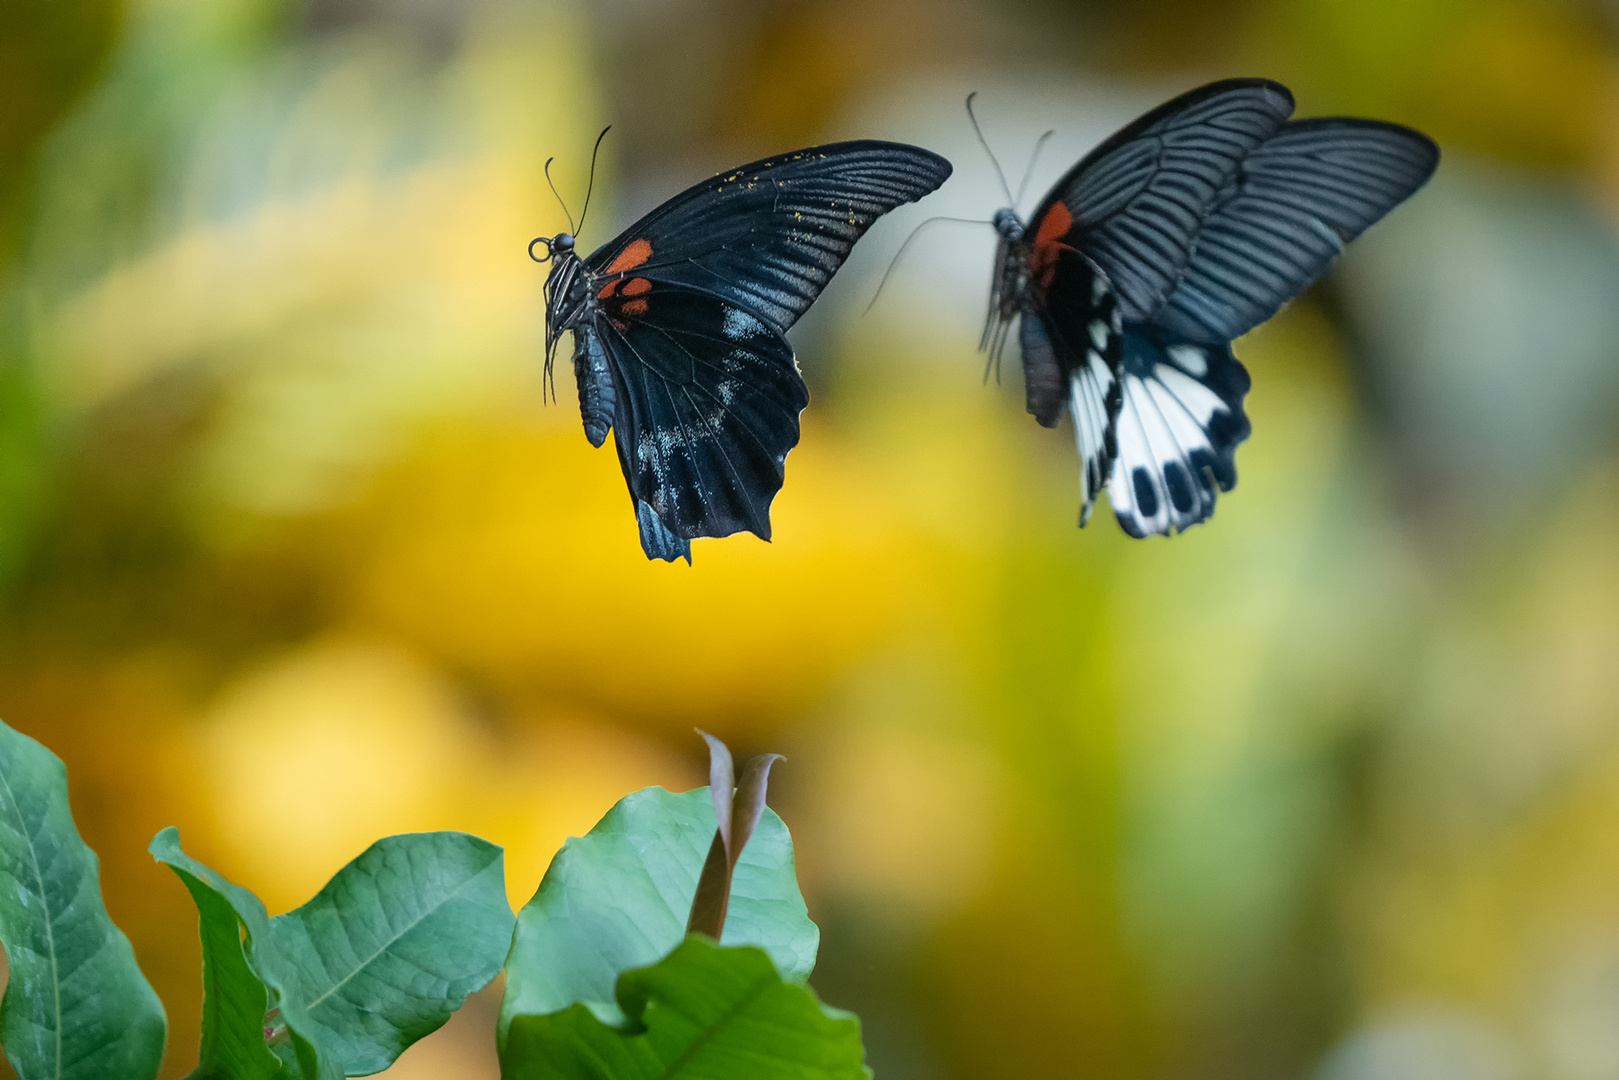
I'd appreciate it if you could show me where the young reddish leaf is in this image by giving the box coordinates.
[700,730,735,853]
[685,832,731,941]
[687,731,784,939]
[730,753,784,874]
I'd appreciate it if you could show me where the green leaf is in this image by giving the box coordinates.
[503,937,870,1080]
[269,831,515,1075]
[153,829,515,1079]
[164,862,284,1080]
[150,828,334,1080]
[0,718,167,1080]
[500,787,818,1042]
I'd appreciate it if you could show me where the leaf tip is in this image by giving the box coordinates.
[148,825,181,859]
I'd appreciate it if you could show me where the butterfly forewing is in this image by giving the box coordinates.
[1034,79,1296,323]
[1154,118,1441,343]
[586,142,953,333]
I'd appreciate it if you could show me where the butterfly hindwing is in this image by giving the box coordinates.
[634,499,691,564]
[592,278,809,546]
[1155,118,1441,343]
[585,142,953,333]
[1024,249,1123,523]
[1106,326,1251,538]
[1033,79,1296,323]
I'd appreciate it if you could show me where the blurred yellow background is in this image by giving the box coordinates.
[4,0,1619,1078]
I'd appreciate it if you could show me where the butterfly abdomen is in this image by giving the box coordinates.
[572,328,615,448]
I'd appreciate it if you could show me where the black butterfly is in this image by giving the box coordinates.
[532,140,951,563]
[980,79,1438,537]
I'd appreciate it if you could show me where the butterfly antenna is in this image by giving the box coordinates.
[1015,129,1055,207]
[544,157,577,234]
[864,215,992,314]
[966,92,1015,207]
[575,125,612,237]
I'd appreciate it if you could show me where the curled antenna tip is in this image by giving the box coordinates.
[544,156,577,233]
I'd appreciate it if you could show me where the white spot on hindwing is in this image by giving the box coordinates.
[723,307,763,341]
[1166,344,1208,377]
[1154,364,1223,424]
[1089,321,1110,350]
[1067,347,1118,524]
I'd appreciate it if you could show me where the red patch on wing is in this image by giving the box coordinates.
[605,239,653,275]
[599,275,652,320]
[1029,202,1074,291]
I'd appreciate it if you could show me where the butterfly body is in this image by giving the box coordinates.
[987,205,1125,517]
[536,142,951,562]
[984,79,1437,537]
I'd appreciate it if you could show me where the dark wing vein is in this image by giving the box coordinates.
[1154,117,1439,342]
[1037,79,1296,322]
[583,142,951,333]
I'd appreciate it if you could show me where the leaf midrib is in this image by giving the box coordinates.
[0,768,63,1080]
[302,868,486,1013]
[654,969,775,1080]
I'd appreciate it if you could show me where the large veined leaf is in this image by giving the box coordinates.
[499,786,818,1041]
[153,828,515,1078]
[504,938,870,1080]
[161,860,283,1080]
[269,831,515,1075]
[0,719,167,1080]
[150,828,328,1080]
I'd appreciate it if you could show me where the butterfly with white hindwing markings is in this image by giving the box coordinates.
[977,79,1438,537]
[531,135,951,563]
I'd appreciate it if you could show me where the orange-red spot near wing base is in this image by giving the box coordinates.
[605,239,653,275]
[1030,202,1074,291]
[620,299,649,317]
[621,277,652,296]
